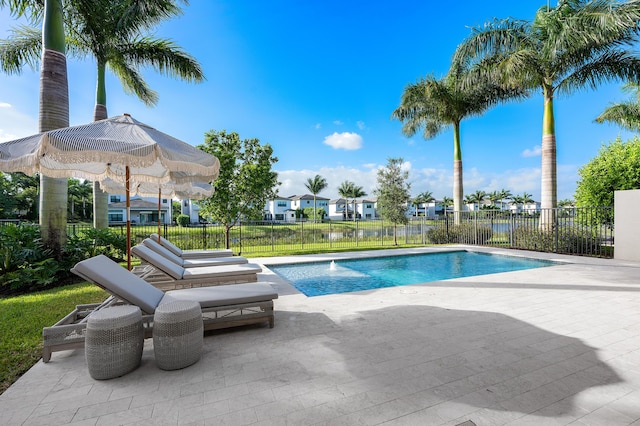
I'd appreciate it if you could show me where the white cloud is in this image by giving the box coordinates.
[0,102,37,142]
[323,132,363,150]
[356,121,365,130]
[314,123,321,129]
[521,145,542,157]
[362,163,377,169]
[333,120,343,126]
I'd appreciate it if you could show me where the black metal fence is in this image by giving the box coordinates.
[1,207,614,258]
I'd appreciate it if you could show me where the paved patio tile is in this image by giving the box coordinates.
[3,247,640,425]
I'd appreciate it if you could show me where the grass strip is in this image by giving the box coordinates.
[0,283,107,394]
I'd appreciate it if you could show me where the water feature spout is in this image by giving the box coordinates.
[330,260,336,271]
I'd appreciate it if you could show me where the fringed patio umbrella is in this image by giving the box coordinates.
[0,114,219,269]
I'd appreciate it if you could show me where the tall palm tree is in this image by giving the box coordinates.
[392,63,525,224]
[454,0,640,229]
[595,82,640,132]
[1,0,69,253]
[1,0,204,229]
[304,174,328,222]
[413,191,434,217]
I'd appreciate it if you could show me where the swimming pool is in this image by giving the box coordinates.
[269,251,556,296]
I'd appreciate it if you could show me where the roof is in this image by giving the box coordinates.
[289,194,330,201]
[109,199,170,210]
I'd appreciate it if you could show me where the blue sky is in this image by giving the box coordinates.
[0,1,636,201]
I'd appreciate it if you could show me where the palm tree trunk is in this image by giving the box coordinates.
[39,0,69,254]
[540,87,557,231]
[93,62,109,229]
[452,121,463,225]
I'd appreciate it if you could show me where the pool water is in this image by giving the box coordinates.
[269,251,555,296]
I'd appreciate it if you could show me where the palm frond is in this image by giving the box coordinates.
[559,49,640,94]
[118,37,205,82]
[108,58,159,106]
[595,101,640,132]
[0,25,41,74]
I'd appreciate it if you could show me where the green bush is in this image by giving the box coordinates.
[0,224,127,295]
[426,223,493,245]
[176,214,190,227]
[512,226,603,255]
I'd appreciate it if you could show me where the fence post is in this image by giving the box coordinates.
[356,220,359,247]
[271,221,274,252]
[509,212,514,248]
[301,221,304,250]
[329,222,332,249]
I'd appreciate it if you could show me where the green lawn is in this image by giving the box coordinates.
[0,283,107,394]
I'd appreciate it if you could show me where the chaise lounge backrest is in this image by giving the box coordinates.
[142,238,187,266]
[132,244,185,279]
[71,255,165,313]
[149,233,185,257]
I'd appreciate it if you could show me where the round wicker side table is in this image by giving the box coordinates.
[153,300,203,370]
[85,305,144,380]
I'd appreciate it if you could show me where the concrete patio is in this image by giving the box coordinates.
[2,246,640,425]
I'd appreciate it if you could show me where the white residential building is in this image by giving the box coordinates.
[264,197,296,222]
[290,194,330,218]
[107,194,172,224]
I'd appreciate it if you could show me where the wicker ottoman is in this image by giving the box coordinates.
[153,300,203,370]
[85,305,144,380]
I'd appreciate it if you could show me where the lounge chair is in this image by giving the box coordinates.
[142,238,248,268]
[131,244,262,291]
[42,254,278,362]
[150,233,233,259]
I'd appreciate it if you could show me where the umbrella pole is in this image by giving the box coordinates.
[126,166,131,270]
[158,188,162,242]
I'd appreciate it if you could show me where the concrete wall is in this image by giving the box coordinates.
[614,189,640,262]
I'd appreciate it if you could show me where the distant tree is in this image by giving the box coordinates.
[374,158,411,245]
[595,83,640,132]
[11,173,39,220]
[303,206,325,221]
[487,190,501,208]
[498,188,512,211]
[171,200,181,223]
[522,192,534,205]
[304,174,328,223]
[0,173,16,218]
[441,196,453,212]
[413,191,434,217]
[337,180,366,221]
[558,199,574,208]
[198,130,279,249]
[575,137,640,208]
[468,190,486,210]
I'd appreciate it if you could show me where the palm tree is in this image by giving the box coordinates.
[595,82,640,132]
[441,196,453,214]
[469,190,486,210]
[1,0,204,229]
[304,174,328,222]
[454,0,640,229]
[498,188,512,211]
[413,191,434,217]
[392,63,525,224]
[1,0,69,253]
[487,190,501,208]
[337,180,366,221]
[337,180,354,220]
[510,194,524,214]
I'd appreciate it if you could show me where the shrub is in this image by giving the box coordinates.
[426,223,493,245]
[176,214,190,227]
[0,224,127,295]
[512,226,603,255]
